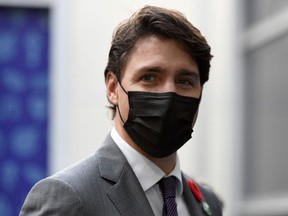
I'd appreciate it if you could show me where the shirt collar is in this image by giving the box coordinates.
[110,127,183,195]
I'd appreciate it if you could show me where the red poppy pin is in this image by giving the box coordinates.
[188,179,212,216]
[188,179,203,202]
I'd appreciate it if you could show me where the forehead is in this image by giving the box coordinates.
[121,35,199,76]
[129,35,194,59]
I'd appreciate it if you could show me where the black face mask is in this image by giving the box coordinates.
[117,84,200,158]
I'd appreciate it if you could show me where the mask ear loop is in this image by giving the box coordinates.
[117,104,125,124]
[116,79,128,124]
[117,79,128,94]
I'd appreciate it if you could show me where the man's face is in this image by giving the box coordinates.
[106,35,201,147]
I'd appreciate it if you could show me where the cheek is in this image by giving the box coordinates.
[191,106,200,128]
[117,90,130,121]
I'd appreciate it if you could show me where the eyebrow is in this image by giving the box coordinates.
[138,66,198,76]
[135,65,200,82]
[177,69,199,77]
[174,69,200,84]
[140,66,164,73]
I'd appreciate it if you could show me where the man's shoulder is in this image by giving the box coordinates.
[20,137,125,215]
[52,153,99,182]
[20,152,105,216]
[51,134,120,184]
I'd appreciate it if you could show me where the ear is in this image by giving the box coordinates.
[105,71,119,105]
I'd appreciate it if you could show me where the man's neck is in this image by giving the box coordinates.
[115,124,177,175]
[145,153,177,175]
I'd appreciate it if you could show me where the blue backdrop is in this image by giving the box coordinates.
[0,7,49,215]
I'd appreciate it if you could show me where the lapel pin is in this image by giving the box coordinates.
[202,201,212,216]
[188,179,203,202]
[188,179,212,216]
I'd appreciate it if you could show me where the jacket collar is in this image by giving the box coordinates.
[98,135,206,216]
[98,135,154,216]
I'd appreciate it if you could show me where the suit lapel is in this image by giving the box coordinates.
[182,174,205,216]
[98,135,154,216]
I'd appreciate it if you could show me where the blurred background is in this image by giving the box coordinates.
[0,0,288,215]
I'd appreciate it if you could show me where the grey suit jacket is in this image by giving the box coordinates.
[20,134,222,216]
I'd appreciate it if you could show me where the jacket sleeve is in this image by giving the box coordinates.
[20,177,85,216]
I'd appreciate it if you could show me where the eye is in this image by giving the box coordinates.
[178,78,193,86]
[141,74,156,82]
[176,73,200,89]
[177,77,196,87]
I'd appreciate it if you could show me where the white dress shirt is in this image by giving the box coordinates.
[111,127,190,216]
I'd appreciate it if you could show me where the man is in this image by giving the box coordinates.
[21,5,223,216]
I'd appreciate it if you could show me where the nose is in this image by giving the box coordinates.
[162,80,176,93]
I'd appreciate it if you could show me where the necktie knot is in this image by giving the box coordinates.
[159,176,177,199]
[159,176,178,216]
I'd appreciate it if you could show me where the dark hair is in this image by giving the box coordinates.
[104,5,213,118]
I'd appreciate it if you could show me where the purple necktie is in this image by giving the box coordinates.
[159,176,178,216]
